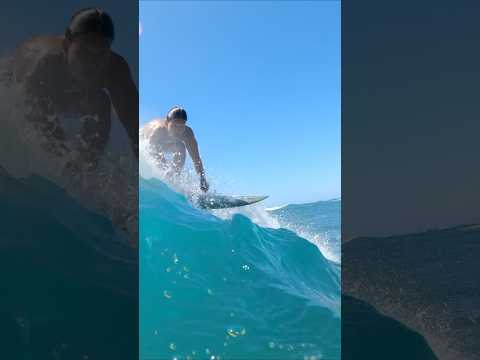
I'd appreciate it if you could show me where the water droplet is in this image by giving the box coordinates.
[227,328,239,337]
[229,312,235,318]
[242,264,250,271]
[166,267,171,273]
[227,326,246,338]
[268,341,276,349]
[183,274,190,279]
[205,348,211,355]
[154,330,158,335]
[163,290,173,299]
[207,288,214,296]
[183,266,190,272]
[169,343,176,351]
[173,253,179,264]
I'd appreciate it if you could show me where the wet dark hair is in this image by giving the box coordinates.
[166,106,188,122]
[65,8,115,42]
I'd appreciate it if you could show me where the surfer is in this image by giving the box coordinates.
[142,107,209,192]
[9,7,138,170]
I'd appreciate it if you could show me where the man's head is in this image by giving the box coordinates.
[63,8,114,87]
[166,107,187,137]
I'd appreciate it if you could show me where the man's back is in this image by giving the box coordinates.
[141,118,165,140]
[12,36,64,84]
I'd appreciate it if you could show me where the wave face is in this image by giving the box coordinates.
[140,177,340,360]
[267,199,341,262]
[0,169,137,359]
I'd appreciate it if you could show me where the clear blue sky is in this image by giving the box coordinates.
[140,1,340,205]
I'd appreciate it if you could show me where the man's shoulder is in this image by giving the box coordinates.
[184,126,194,136]
[181,126,195,141]
[149,118,167,128]
[141,118,166,139]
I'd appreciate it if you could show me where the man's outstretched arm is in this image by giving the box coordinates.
[107,53,139,158]
[184,127,209,192]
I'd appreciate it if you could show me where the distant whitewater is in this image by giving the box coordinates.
[267,199,341,262]
[140,177,341,360]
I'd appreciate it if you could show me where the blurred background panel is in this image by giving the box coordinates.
[0,1,138,359]
[343,1,480,359]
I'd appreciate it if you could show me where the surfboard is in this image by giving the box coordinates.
[197,194,268,209]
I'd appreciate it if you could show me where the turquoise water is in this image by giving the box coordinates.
[0,171,137,358]
[0,169,340,358]
[140,177,341,360]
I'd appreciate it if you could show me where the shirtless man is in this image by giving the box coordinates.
[143,107,209,192]
[10,7,138,170]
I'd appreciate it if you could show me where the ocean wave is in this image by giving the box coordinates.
[140,177,340,360]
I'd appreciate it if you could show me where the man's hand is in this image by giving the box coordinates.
[200,175,209,193]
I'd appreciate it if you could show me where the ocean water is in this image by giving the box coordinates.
[140,177,341,360]
[0,169,137,358]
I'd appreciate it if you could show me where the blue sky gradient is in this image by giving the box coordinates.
[140,1,340,205]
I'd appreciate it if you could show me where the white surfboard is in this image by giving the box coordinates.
[197,194,268,209]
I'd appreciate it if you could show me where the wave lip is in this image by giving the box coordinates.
[265,204,288,211]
